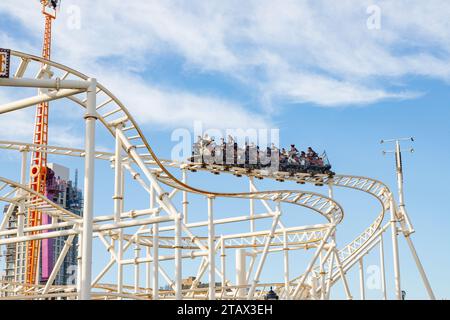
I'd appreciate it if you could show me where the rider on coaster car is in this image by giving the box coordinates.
[288,144,300,164]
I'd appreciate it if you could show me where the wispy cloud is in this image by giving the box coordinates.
[1,0,449,133]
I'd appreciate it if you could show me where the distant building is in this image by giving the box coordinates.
[1,163,83,291]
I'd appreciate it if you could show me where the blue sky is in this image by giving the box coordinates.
[0,0,449,299]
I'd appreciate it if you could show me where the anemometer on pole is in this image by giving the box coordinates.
[381,137,436,300]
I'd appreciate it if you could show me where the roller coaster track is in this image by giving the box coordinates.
[0,139,390,263]
[0,50,415,300]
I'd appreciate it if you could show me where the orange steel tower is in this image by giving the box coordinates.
[25,0,60,286]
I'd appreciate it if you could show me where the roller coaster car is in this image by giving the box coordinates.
[188,149,334,177]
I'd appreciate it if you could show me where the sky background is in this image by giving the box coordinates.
[0,0,449,299]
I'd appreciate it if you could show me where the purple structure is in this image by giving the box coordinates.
[41,168,57,281]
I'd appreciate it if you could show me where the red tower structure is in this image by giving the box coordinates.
[25,0,60,286]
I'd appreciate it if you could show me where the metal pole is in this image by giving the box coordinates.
[379,233,387,300]
[325,251,335,300]
[134,244,141,293]
[76,232,82,294]
[283,230,290,300]
[0,88,84,114]
[319,252,325,300]
[359,258,365,300]
[334,248,353,300]
[17,148,28,237]
[208,196,215,300]
[174,212,182,300]
[328,182,334,199]
[182,169,188,224]
[151,186,159,300]
[387,139,434,299]
[403,235,436,300]
[146,243,151,294]
[114,125,124,297]
[247,211,281,299]
[79,78,97,300]
[390,196,402,300]
[249,177,255,234]
[292,225,335,299]
[0,77,90,89]
[395,141,414,232]
[43,235,75,294]
[236,248,247,297]
[220,236,226,288]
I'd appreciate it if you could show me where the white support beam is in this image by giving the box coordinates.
[42,235,75,294]
[0,89,84,114]
[247,211,281,299]
[359,258,365,300]
[79,78,97,300]
[207,196,216,300]
[292,225,335,299]
[0,77,90,89]
[379,234,387,300]
[114,125,124,297]
[390,196,402,300]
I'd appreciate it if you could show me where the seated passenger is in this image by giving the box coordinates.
[307,147,318,160]
[209,138,217,159]
[270,143,279,158]
[290,144,299,153]
[289,144,299,157]
[299,151,307,165]
[280,148,288,163]
[203,133,212,145]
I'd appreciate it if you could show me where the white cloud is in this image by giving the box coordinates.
[1,0,450,127]
[0,108,83,147]
[98,69,269,130]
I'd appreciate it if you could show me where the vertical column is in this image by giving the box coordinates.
[15,148,28,280]
[328,181,334,199]
[208,196,215,300]
[359,259,365,300]
[327,181,336,300]
[379,234,387,300]
[182,169,188,224]
[134,244,141,293]
[236,248,247,297]
[151,187,159,300]
[76,233,83,294]
[249,177,255,234]
[174,211,182,300]
[249,177,256,256]
[114,125,124,296]
[283,230,289,300]
[146,245,151,294]
[79,78,97,300]
[220,236,226,288]
[390,196,401,300]
[17,147,28,237]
